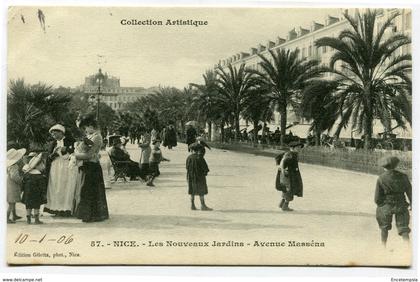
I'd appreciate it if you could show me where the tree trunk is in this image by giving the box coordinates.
[253,120,259,146]
[235,110,240,141]
[279,102,287,146]
[315,127,321,146]
[220,120,225,143]
[364,118,373,150]
[207,121,212,141]
[364,86,373,150]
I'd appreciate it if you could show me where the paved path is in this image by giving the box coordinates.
[7,142,411,266]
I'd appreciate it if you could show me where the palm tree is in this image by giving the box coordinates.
[215,63,257,140]
[301,80,339,145]
[315,9,412,149]
[252,48,325,145]
[7,79,72,148]
[242,86,273,144]
[190,70,221,140]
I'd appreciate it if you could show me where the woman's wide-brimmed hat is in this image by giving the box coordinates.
[77,114,97,128]
[7,148,26,168]
[108,135,121,146]
[197,139,211,150]
[49,124,65,134]
[112,138,122,146]
[23,153,43,173]
[380,156,400,170]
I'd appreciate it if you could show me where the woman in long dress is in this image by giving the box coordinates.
[164,125,177,149]
[44,124,75,217]
[74,115,109,223]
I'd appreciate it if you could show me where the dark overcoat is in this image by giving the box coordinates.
[164,127,178,147]
[186,154,209,196]
[22,173,47,208]
[276,152,303,197]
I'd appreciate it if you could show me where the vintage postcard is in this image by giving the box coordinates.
[6,6,413,266]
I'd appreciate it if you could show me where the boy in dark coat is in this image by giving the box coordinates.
[22,153,47,224]
[375,156,411,246]
[186,143,212,211]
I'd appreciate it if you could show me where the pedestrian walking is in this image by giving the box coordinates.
[138,129,152,182]
[163,124,177,149]
[22,153,47,225]
[147,139,170,187]
[375,156,412,246]
[276,142,304,211]
[6,148,26,223]
[186,143,212,211]
[74,115,109,223]
[151,128,159,142]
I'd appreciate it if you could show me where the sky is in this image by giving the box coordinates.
[8,6,341,88]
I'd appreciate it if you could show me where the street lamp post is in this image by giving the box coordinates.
[95,68,105,122]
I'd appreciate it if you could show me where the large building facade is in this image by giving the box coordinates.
[216,8,412,138]
[80,71,157,111]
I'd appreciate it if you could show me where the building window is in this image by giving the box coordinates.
[322,46,327,53]
[308,45,312,57]
[302,47,306,58]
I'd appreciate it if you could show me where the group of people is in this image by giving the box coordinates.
[274,141,412,246]
[107,128,170,187]
[6,118,412,246]
[6,117,182,225]
[7,115,109,224]
[126,124,179,148]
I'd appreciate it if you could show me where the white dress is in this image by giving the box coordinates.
[69,141,84,213]
[45,143,76,211]
[99,150,114,188]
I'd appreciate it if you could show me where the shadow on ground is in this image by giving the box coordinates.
[218,209,375,218]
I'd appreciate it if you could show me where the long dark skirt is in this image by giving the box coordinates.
[128,161,141,179]
[76,162,109,222]
[139,163,150,181]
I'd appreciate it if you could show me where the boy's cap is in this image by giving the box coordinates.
[380,156,400,170]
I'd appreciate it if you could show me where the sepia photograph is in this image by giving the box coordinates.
[5,5,413,266]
